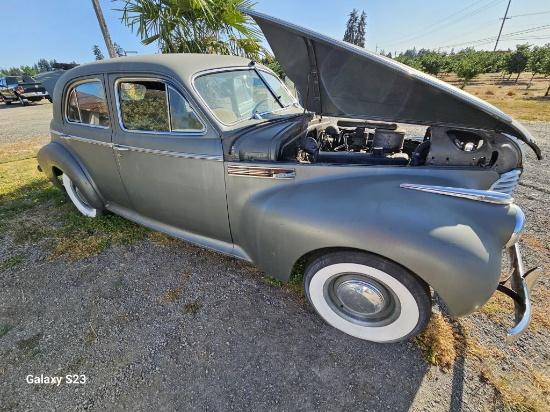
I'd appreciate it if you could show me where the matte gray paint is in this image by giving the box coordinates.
[225,163,509,316]
[37,141,104,209]
[245,9,542,159]
[38,54,522,317]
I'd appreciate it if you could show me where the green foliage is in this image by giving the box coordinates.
[118,0,263,59]
[343,9,367,47]
[260,54,285,79]
[506,44,531,82]
[392,43,550,94]
[418,52,444,76]
[93,45,105,60]
[454,50,484,88]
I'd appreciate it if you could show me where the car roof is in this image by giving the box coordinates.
[62,53,254,83]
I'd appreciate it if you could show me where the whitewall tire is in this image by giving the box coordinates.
[62,174,99,218]
[304,251,431,343]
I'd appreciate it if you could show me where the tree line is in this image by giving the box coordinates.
[391,44,550,95]
[0,58,76,77]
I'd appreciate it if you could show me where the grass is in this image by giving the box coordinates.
[183,301,201,315]
[0,156,149,260]
[0,136,49,164]
[441,72,550,122]
[0,324,12,339]
[414,312,457,369]
[162,287,183,303]
[0,255,24,270]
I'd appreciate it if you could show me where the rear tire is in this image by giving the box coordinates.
[304,251,432,343]
[62,174,100,218]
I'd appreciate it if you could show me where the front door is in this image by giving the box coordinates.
[108,74,232,248]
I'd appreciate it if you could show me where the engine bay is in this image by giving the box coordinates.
[288,117,523,173]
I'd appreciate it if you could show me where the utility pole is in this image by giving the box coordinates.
[91,0,117,58]
[494,0,512,51]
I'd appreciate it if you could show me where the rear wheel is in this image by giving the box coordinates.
[62,174,100,217]
[304,251,432,343]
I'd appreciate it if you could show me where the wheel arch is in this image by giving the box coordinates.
[290,246,431,292]
[37,141,104,209]
[234,174,519,317]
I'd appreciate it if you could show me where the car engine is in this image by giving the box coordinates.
[294,118,523,173]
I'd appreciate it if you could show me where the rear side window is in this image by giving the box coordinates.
[66,80,110,127]
[117,80,204,133]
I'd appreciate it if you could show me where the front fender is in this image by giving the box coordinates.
[236,173,518,316]
[37,141,104,209]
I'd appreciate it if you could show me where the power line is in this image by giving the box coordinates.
[437,24,550,49]
[382,0,505,48]
[508,10,550,18]
[494,0,512,50]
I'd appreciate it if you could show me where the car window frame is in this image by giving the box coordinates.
[113,77,207,136]
[191,66,298,127]
[64,78,111,129]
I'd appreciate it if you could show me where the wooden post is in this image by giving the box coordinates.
[91,0,117,58]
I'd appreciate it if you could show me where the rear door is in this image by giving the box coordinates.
[108,74,232,246]
[58,75,130,207]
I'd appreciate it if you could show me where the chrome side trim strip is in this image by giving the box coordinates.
[113,144,223,161]
[227,165,296,179]
[51,129,113,148]
[400,183,513,205]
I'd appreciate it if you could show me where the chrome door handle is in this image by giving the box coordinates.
[114,145,129,151]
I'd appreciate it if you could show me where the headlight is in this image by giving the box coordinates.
[506,205,525,247]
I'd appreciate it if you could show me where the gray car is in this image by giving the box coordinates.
[38,11,542,343]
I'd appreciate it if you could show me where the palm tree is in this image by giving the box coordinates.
[118,0,263,59]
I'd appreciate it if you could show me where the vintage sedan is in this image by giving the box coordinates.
[38,11,542,343]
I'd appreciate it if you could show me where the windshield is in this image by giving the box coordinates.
[194,69,295,124]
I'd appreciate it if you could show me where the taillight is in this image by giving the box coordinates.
[16,85,25,94]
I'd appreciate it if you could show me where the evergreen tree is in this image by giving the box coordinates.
[36,58,51,72]
[113,42,126,57]
[343,9,358,44]
[93,45,105,60]
[356,11,366,48]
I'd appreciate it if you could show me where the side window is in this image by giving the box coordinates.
[66,80,110,127]
[118,80,169,132]
[117,79,203,133]
[168,86,204,132]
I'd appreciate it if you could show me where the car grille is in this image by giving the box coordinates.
[490,169,522,195]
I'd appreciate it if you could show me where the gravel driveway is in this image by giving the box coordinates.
[0,102,548,410]
[0,101,52,144]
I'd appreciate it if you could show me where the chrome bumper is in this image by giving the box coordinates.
[497,243,542,343]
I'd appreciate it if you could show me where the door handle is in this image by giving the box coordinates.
[114,145,129,152]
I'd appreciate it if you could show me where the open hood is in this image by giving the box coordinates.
[246,10,542,159]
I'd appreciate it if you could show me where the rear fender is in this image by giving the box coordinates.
[37,141,104,209]
[236,173,518,316]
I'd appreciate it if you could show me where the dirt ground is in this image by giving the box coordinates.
[0,100,549,411]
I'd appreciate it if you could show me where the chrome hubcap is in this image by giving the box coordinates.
[324,273,400,326]
[336,280,386,316]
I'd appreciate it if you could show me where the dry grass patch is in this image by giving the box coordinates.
[414,312,457,369]
[0,136,49,164]
[1,156,149,260]
[148,231,182,247]
[455,322,550,412]
[162,287,183,303]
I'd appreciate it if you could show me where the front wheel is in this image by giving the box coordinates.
[304,251,432,343]
[62,174,100,217]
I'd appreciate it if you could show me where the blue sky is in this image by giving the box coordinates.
[1,0,549,68]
